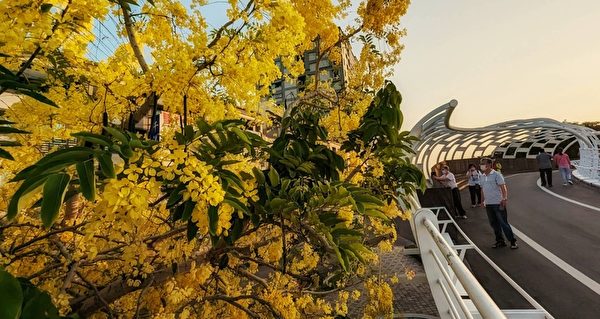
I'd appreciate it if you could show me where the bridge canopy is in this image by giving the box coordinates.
[410,100,600,184]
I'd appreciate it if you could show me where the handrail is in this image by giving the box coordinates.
[429,250,474,319]
[421,216,506,319]
[415,205,555,319]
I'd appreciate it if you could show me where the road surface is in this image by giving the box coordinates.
[456,171,600,319]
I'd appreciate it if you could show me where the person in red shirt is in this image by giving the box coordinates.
[553,148,573,186]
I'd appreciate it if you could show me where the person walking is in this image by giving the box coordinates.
[466,164,482,207]
[479,158,518,249]
[536,149,553,187]
[553,148,573,186]
[433,165,467,219]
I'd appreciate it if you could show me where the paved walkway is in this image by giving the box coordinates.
[346,247,439,318]
[455,171,600,319]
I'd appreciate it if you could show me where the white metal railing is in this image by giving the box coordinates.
[411,205,554,319]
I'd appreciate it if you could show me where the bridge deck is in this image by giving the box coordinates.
[455,171,600,319]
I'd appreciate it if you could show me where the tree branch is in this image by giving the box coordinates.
[343,149,372,183]
[119,1,149,73]
[10,222,86,254]
[70,247,229,317]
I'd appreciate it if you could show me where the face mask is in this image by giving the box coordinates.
[480,165,487,171]
[441,170,448,174]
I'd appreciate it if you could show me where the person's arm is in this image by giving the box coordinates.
[480,188,485,205]
[500,184,508,207]
[433,174,448,181]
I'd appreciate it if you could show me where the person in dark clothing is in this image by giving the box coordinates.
[433,165,467,219]
[536,150,553,187]
[466,164,482,207]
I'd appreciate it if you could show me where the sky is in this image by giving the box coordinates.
[393,0,600,130]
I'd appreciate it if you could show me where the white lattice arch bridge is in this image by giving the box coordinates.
[410,100,600,185]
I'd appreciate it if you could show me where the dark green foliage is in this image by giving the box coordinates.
[343,81,425,205]
[0,269,72,319]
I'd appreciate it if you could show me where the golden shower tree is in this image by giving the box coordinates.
[0,0,422,318]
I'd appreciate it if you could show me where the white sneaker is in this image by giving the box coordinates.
[563,183,568,186]
[568,180,573,185]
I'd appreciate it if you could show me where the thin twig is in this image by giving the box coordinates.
[61,260,80,294]
[10,222,86,253]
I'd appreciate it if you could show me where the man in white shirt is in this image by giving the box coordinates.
[433,165,467,219]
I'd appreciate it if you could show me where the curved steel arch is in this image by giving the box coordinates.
[410,100,600,183]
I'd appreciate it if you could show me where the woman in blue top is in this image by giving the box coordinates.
[466,164,482,208]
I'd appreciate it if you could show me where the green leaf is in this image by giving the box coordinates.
[72,132,112,147]
[184,125,195,142]
[252,167,265,185]
[0,80,57,107]
[229,218,244,242]
[18,89,58,107]
[182,200,196,221]
[76,159,96,201]
[223,196,249,213]
[208,205,218,235]
[19,278,60,319]
[0,126,29,134]
[0,140,21,146]
[0,148,14,160]
[231,127,251,145]
[297,162,315,174]
[0,269,23,319]
[187,219,199,241]
[172,203,184,221]
[331,228,363,238]
[40,3,53,12]
[96,152,115,178]
[352,193,384,206]
[167,184,186,208]
[363,209,389,221]
[7,174,50,220]
[333,246,347,272]
[120,144,133,158]
[0,64,15,77]
[269,198,288,211]
[35,147,95,167]
[40,173,71,228]
[196,118,211,134]
[103,126,129,144]
[268,167,279,187]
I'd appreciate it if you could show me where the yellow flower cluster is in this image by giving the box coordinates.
[362,277,394,319]
[180,158,225,206]
[100,170,161,220]
[337,205,355,227]
[258,238,283,264]
[290,243,320,272]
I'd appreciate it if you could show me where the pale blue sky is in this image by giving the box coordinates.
[394,0,600,130]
